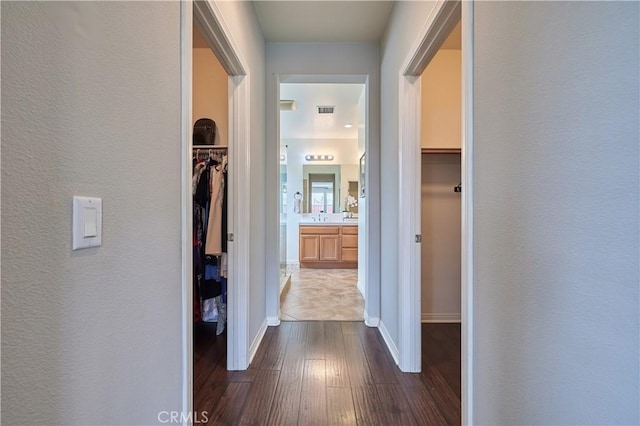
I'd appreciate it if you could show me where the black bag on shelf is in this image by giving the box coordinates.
[193,118,217,145]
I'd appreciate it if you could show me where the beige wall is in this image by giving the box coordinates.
[192,39,228,145]
[420,154,461,321]
[420,49,461,149]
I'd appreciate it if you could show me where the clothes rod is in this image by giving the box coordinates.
[193,145,227,150]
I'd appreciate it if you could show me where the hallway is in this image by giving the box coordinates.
[194,321,461,425]
[280,269,364,321]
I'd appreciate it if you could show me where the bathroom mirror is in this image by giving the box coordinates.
[302,164,359,214]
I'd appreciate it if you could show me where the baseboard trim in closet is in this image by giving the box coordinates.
[421,313,461,323]
[248,318,268,365]
[378,320,400,365]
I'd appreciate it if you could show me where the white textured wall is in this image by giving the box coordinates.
[379,0,437,350]
[215,0,267,351]
[266,43,380,321]
[473,1,639,423]
[1,2,182,424]
[420,154,461,321]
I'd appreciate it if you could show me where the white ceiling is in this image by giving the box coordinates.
[247,2,458,140]
[253,1,394,42]
[280,83,364,139]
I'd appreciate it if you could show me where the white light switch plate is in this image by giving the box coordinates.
[72,196,102,250]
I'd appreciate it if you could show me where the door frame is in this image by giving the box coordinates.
[397,0,474,423]
[180,0,252,418]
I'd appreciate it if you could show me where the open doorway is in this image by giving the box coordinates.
[419,17,463,404]
[183,0,253,416]
[278,82,366,322]
[420,20,462,324]
[396,0,471,420]
[191,18,232,415]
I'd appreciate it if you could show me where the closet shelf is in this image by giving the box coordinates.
[421,148,461,154]
[193,145,228,149]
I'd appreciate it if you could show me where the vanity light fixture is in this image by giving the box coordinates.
[305,154,334,161]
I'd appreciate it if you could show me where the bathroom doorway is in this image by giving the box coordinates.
[278,82,366,321]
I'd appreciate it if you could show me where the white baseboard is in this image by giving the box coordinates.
[421,313,461,323]
[357,280,365,297]
[378,320,399,365]
[364,310,379,327]
[267,315,281,326]
[248,318,268,364]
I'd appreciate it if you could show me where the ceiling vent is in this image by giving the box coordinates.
[317,106,335,114]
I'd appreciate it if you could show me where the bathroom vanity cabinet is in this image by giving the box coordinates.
[299,224,358,268]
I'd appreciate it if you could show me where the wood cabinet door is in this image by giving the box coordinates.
[300,235,319,261]
[319,235,340,261]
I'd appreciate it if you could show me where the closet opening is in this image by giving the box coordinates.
[191,17,232,416]
[278,81,367,322]
[419,19,462,325]
[396,0,466,375]
[181,0,252,417]
[415,4,463,415]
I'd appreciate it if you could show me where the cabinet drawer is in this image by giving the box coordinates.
[341,248,358,262]
[342,235,358,248]
[299,226,340,235]
[342,226,358,235]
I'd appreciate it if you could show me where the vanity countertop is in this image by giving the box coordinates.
[299,220,358,226]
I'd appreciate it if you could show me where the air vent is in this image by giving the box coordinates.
[317,106,335,114]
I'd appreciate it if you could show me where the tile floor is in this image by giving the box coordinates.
[280,268,364,321]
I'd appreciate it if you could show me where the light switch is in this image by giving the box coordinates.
[83,207,98,237]
[73,196,102,250]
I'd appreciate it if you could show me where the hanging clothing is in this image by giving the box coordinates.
[192,149,228,334]
[205,156,227,255]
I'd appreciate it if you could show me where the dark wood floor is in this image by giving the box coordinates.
[194,321,461,425]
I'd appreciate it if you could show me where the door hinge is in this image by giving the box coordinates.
[228,233,234,242]
[415,234,422,243]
